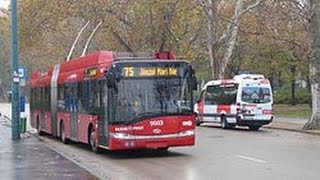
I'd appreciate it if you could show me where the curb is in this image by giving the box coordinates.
[0,113,11,122]
[0,115,37,138]
[263,126,320,136]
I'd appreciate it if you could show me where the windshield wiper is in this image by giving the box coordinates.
[134,112,164,120]
[118,111,193,125]
[166,111,193,116]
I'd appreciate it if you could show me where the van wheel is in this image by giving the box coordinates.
[229,124,236,129]
[221,116,229,129]
[60,122,68,144]
[249,125,260,131]
[89,128,100,153]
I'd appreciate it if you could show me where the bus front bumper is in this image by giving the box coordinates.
[108,131,195,151]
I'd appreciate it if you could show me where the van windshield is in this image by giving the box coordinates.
[241,86,271,104]
[205,84,238,105]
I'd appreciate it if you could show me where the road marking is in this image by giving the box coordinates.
[235,154,267,163]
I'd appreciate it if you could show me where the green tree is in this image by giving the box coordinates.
[0,9,10,101]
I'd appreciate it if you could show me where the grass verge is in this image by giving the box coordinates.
[273,104,311,119]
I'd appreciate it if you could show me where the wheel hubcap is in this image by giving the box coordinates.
[37,123,41,133]
[61,126,65,141]
[90,131,95,148]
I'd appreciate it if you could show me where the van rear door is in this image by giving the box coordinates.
[240,85,272,120]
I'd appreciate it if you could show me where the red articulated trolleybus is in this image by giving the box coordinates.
[29,51,197,152]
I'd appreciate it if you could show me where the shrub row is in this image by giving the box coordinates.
[273,87,311,104]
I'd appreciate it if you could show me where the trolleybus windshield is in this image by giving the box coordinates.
[110,61,193,124]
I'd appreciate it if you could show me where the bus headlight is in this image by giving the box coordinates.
[178,130,195,137]
[110,132,134,140]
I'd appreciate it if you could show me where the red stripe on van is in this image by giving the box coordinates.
[260,79,270,84]
[217,105,231,114]
[262,109,273,114]
[220,79,235,85]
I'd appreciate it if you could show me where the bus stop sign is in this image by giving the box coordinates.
[18,67,26,86]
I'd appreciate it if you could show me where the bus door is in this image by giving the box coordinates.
[67,83,78,141]
[50,64,60,136]
[97,80,108,146]
[40,87,46,130]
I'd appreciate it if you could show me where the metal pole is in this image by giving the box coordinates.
[10,0,20,140]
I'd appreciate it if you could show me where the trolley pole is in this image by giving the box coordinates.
[10,0,20,140]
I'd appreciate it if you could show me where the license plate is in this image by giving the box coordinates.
[244,116,254,120]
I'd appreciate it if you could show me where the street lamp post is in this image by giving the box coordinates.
[10,0,20,140]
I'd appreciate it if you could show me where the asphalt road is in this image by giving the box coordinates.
[39,124,320,180]
[1,103,319,179]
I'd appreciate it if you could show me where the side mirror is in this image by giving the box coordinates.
[106,72,115,88]
[192,77,198,91]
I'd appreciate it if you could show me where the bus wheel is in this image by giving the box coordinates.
[158,147,169,152]
[89,128,100,153]
[221,116,229,129]
[60,122,68,144]
[249,125,260,131]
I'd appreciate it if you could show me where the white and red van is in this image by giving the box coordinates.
[194,74,273,130]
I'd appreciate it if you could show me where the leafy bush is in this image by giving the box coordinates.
[274,86,311,104]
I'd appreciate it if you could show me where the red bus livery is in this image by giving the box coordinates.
[30,51,197,152]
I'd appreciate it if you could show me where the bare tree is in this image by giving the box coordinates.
[200,0,263,79]
[200,0,219,79]
[303,0,320,130]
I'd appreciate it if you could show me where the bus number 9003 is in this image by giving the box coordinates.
[149,120,164,126]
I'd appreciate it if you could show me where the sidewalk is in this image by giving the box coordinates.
[0,117,98,179]
[264,116,320,135]
[0,103,33,132]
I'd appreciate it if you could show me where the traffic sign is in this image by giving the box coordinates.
[18,67,26,78]
[18,67,26,86]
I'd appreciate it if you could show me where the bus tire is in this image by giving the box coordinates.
[89,127,100,154]
[221,116,229,129]
[60,122,68,144]
[249,125,260,131]
[158,147,169,152]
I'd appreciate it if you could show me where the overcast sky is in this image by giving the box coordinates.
[0,0,10,9]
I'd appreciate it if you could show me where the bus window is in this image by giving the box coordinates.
[79,81,91,113]
[77,82,84,113]
[57,85,65,112]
